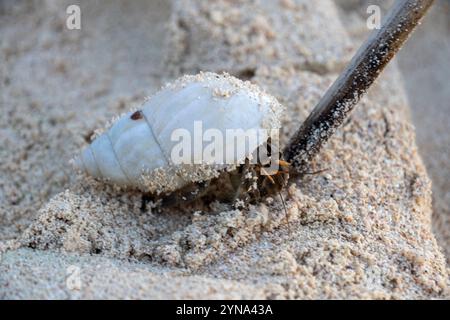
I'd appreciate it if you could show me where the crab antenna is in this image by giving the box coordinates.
[284,0,434,174]
[278,191,290,235]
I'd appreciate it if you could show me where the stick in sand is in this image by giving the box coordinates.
[284,0,435,174]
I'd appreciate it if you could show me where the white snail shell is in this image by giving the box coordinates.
[73,72,283,194]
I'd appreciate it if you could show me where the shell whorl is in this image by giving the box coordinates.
[74,72,284,194]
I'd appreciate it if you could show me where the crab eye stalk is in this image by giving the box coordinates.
[284,0,434,174]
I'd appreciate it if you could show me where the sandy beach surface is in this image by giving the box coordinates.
[0,0,448,299]
[335,0,450,267]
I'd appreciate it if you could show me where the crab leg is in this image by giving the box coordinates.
[284,0,434,174]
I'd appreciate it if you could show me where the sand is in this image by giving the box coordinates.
[397,2,450,265]
[335,0,450,266]
[0,0,448,299]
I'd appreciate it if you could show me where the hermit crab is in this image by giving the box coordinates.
[73,72,289,206]
[73,0,433,208]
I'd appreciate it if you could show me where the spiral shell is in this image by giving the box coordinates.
[73,72,283,194]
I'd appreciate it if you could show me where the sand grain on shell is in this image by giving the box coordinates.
[0,0,448,299]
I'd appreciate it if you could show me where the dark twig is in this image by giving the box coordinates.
[284,0,434,174]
